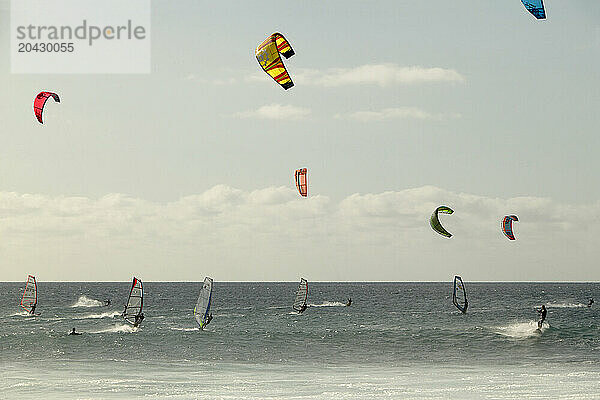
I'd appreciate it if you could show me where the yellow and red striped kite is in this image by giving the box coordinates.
[256,33,295,90]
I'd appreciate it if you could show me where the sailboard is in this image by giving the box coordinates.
[123,277,143,325]
[293,278,308,313]
[194,277,213,329]
[452,275,468,314]
[20,275,38,314]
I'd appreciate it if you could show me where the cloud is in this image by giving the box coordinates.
[334,107,461,122]
[295,64,465,87]
[235,104,311,120]
[247,64,465,87]
[0,186,597,281]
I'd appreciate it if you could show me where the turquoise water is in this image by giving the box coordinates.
[1,282,599,399]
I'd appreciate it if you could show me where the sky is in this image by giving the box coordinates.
[0,1,599,281]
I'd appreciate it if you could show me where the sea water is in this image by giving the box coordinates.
[1,282,599,399]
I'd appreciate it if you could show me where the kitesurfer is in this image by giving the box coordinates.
[537,305,547,329]
[588,298,594,308]
[69,328,81,336]
[133,312,144,328]
[346,298,352,306]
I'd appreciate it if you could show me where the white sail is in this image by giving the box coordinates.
[293,278,308,312]
[20,275,37,314]
[194,277,213,329]
[123,277,143,325]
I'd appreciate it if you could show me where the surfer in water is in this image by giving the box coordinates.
[346,298,352,306]
[133,313,145,328]
[69,328,81,336]
[537,305,547,329]
[588,298,594,308]
[104,299,111,306]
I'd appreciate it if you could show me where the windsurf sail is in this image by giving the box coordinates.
[123,277,143,325]
[293,278,308,312]
[20,275,37,314]
[452,276,468,313]
[194,277,213,329]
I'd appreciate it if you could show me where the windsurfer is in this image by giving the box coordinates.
[133,313,145,328]
[537,305,547,329]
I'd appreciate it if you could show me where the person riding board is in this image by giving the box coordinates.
[29,304,36,315]
[205,313,213,326]
[299,304,307,314]
[69,328,81,336]
[537,305,547,329]
[346,298,352,306]
[588,298,594,308]
[133,312,144,328]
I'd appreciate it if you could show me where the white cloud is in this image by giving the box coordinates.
[295,64,465,87]
[0,186,597,282]
[334,107,461,122]
[248,64,464,87]
[235,104,311,120]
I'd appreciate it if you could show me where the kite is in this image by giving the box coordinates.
[521,0,546,19]
[502,215,519,240]
[430,206,454,238]
[256,33,295,90]
[33,92,60,124]
[295,168,307,197]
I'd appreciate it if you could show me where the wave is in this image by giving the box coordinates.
[71,296,104,308]
[75,311,121,320]
[546,302,587,308]
[309,301,346,307]
[169,327,199,332]
[90,324,136,334]
[218,313,245,318]
[494,321,549,339]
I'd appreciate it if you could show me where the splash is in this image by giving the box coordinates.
[546,302,587,308]
[9,311,30,317]
[91,324,136,334]
[169,327,199,332]
[309,301,346,307]
[494,321,548,339]
[76,311,121,320]
[71,296,104,308]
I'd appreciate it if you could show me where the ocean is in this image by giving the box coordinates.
[1,281,599,399]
